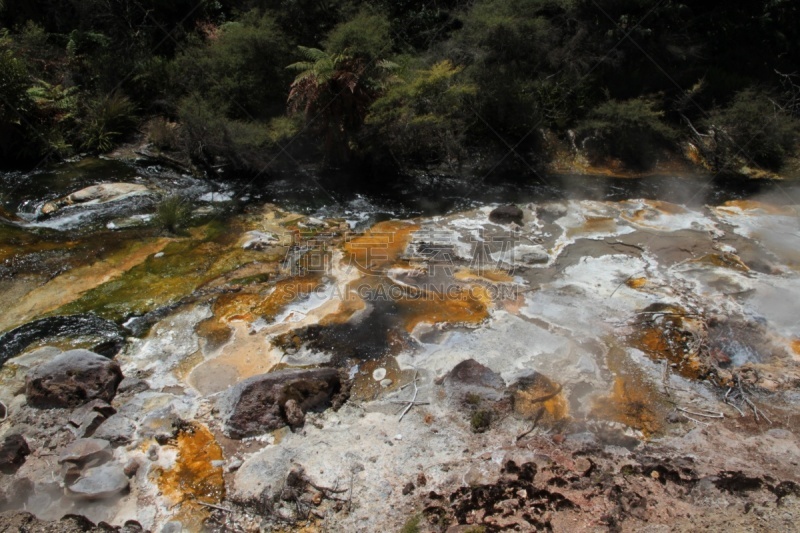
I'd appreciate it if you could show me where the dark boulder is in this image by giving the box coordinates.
[219,368,344,438]
[0,435,30,473]
[444,359,506,401]
[489,205,524,225]
[0,315,125,368]
[25,349,123,408]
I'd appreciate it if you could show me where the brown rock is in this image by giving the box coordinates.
[489,204,524,225]
[445,359,506,401]
[25,349,123,409]
[219,368,343,438]
[0,435,30,473]
[284,398,305,427]
[510,372,569,426]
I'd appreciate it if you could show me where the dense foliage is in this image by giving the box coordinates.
[1,0,798,177]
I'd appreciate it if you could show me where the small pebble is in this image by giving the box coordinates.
[123,459,140,478]
[147,444,159,461]
[372,368,387,381]
[154,252,164,259]
[380,378,393,388]
[227,458,243,472]
[394,434,402,441]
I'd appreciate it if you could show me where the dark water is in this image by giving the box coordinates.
[2,157,799,231]
[261,170,800,223]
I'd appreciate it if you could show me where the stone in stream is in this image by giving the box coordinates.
[219,368,344,438]
[444,359,506,401]
[66,463,129,500]
[25,349,123,408]
[68,399,116,438]
[40,183,151,215]
[93,414,137,445]
[489,204,524,225]
[0,435,30,473]
[0,315,125,366]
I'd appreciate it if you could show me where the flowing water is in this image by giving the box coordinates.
[1,157,800,527]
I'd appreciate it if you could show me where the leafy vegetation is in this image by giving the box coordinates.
[0,0,798,175]
[154,195,192,235]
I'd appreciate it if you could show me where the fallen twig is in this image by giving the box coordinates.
[196,501,233,513]
[399,371,420,422]
[680,413,709,426]
[677,407,723,419]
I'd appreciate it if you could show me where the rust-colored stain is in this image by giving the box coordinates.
[319,281,367,326]
[195,316,233,350]
[646,200,687,215]
[343,220,419,275]
[626,277,647,289]
[157,423,225,529]
[512,373,569,426]
[719,200,795,216]
[791,340,800,360]
[254,275,323,321]
[455,268,515,283]
[692,253,750,272]
[213,292,263,323]
[567,216,617,238]
[399,284,491,332]
[591,345,665,437]
[630,304,706,380]
[211,275,323,325]
[622,200,688,224]
[592,375,663,437]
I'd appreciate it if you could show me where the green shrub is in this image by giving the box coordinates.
[399,514,422,533]
[154,196,192,234]
[171,11,292,120]
[705,88,800,170]
[324,11,392,61]
[578,97,678,169]
[178,94,300,172]
[470,409,492,433]
[147,117,179,151]
[80,92,137,152]
[365,60,475,167]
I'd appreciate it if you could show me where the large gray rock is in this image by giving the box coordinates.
[59,437,113,484]
[489,205,524,225]
[41,183,150,215]
[25,349,123,408]
[58,438,112,469]
[93,414,137,445]
[67,463,129,500]
[219,368,343,439]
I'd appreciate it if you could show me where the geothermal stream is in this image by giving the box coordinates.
[0,159,799,531]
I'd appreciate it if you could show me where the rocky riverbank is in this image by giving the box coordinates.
[0,160,799,531]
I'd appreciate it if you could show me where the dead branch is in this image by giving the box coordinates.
[677,407,723,419]
[399,370,420,422]
[196,501,234,513]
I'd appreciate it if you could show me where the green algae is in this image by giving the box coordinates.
[55,233,270,322]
